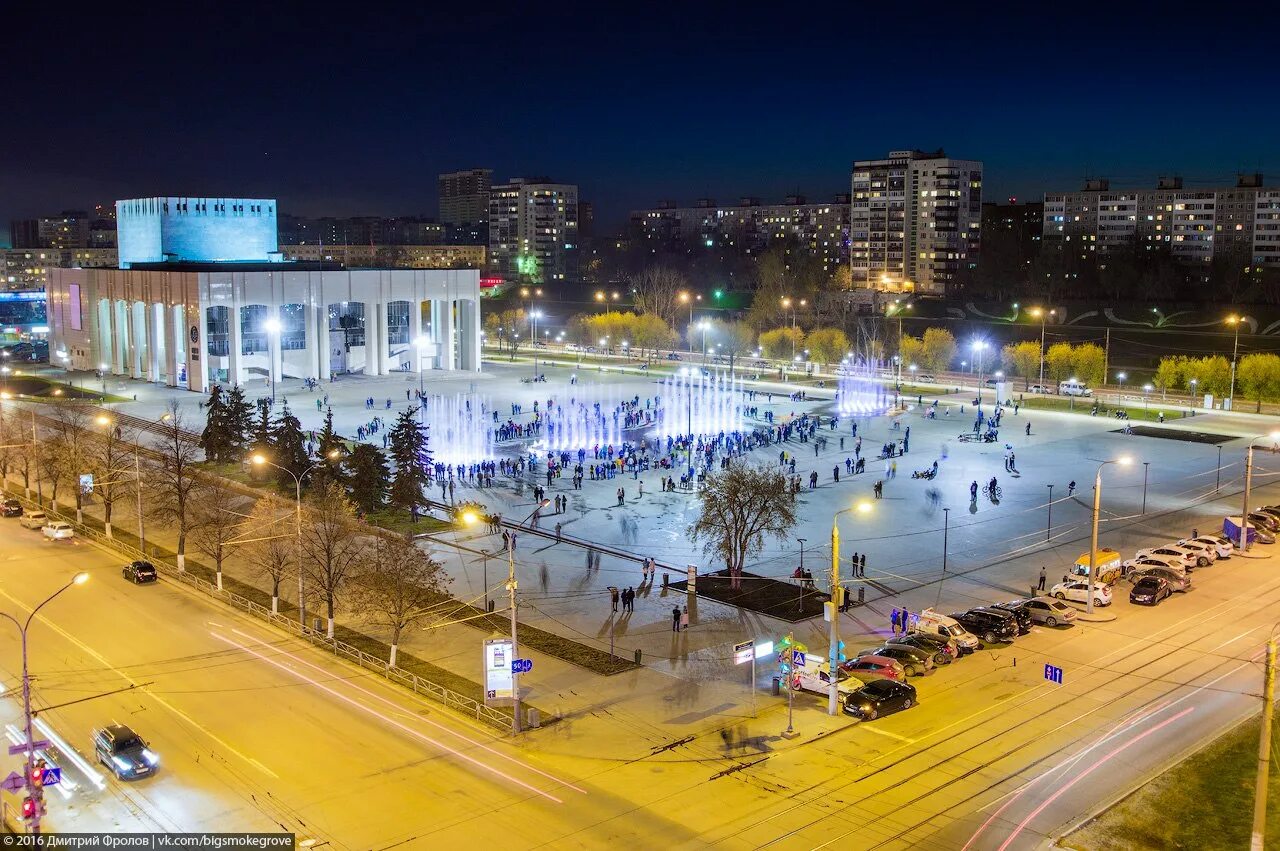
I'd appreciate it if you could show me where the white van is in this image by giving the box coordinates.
[1058,379,1092,397]
[793,658,862,697]
[912,608,980,654]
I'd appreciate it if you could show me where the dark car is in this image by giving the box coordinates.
[92,725,158,780]
[0,499,21,518]
[842,679,918,721]
[857,644,934,677]
[122,561,158,584]
[1130,575,1172,606]
[1248,512,1280,533]
[887,633,954,665]
[988,601,1033,635]
[950,609,1019,644]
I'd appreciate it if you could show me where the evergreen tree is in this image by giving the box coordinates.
[317,409,343,457]
[312,408,347,492]
[252,398,273,452]
[199,384,236,462]
[387,409,430,518]
[270,402,309,490]
[344,444,389,515]
[226,385,255,455]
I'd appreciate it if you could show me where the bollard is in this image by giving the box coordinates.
[662,571,669,587]
[634,648,643,665]
[1030,585,1038,599]
[527,708,541,729]
[857,587,865,604]
[487,599,495,613]
[771,676,781,696]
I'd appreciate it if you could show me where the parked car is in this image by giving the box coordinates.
[19,511,47,529]
[1123,555,1185,575]
[1128,564,1190,592]
[1179,535,1233,559]
[1050,580,1112,607]
[1133,545,1201,569]
[1249,512,1280,533]
[42,521,74,540]
[122,561,158,584]
[887,633,955,665]
[987,601,1033,635]
[840,655,906,682]
[949,608,1020,643]
[857,644,934,677]
[911,609,981,654]
[842,679,918,721]
[1130,575,1173,606]
[92,724,158,780]
[793,658,862,697]
[1018,597,1077,626]
[1172,539,1218,565]
[665,352,682,360]
[917,374,937,383]
[1,499,21,518]
[1027,384,1054,394]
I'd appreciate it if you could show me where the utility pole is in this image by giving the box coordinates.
[1046,483,1054,541]
[1102,328,1110,390]
[507,544,523,734]
[828,519,841,716]
[1244,443,1256,553]
[1252,635,1277,851]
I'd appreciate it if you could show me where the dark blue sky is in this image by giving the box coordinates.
[2,3,1273,235]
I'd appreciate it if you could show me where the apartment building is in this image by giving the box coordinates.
[487,178,579,284]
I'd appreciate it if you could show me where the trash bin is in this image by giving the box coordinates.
[771,676,781,696]
[527,708,541,729]
[634,648,643,664]
[857,587,865,604]
[1030,585,1038,599]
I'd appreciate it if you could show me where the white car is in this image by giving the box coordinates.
[1123,555,1185,575]
[19,511,47,530]
[1051,580,1112,607]
[1027,384,1054,394]
[1170,539,1218,565]
[1134,545,1202,569]
[42,521,74,540]
[793,659,862,697]
[1179,536,1232,560]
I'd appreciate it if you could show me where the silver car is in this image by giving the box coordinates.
[1021,597,1077,626]
[1128,565,1191,592]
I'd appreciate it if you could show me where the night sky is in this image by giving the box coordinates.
[3,4,1273,237]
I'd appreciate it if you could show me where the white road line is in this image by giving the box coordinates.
[856,724,915,742]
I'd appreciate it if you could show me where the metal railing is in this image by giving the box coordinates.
[17,494,511,731]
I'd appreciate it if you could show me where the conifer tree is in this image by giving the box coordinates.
[387,409,430,518]
[344,443,389,515]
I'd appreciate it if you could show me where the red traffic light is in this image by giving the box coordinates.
[21,796,36,819]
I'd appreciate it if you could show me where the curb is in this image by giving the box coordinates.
[1074,610,1119,623]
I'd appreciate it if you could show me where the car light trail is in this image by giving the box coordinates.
[227,628,587,795]
[212,631,568,804]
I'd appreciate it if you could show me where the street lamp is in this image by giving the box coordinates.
[0,572,90,835]
[1143,383,1153,411]
[829,501,872,715]
[528,310,543,378]
[251,450,341,631]
[698,320,711,364]
[413,335,430,413]
[1086,457,1132,614]
[1029,307,1056,387]
[971,340,989,402]
[1117,372,1127,400]
[263,317,283,401]
[1228,315,1243,411]
[1240,431,1280,553]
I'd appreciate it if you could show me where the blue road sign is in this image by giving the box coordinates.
[1044,663,1063,685]
[39,767,60,786]
[511,658,533,674]
[793,651,807,668]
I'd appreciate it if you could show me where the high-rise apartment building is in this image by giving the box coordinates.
[850,149,983,295]
[438,168,492,242]
[630,195,851,272]
[1042,174,1280,268]
[10,211,92,249]
[488,178,579,284]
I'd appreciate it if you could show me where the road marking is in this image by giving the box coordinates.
[856,724,915,742]
[1210,626,1258,652]
[0,585,278,780]
[211,630,566,804]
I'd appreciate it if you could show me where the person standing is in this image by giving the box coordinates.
[680,605,689,632]
[859,554,866,577]
[610,587,620,612]
[672,605,681,632]
[890,608,900,634]
[1038,566,1047,591]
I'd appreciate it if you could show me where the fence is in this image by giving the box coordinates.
[22,496,513,731]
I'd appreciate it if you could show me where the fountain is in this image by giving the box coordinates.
[423,393,493,465]
[541,389,625,452]
[836,359,890,416]
[654,368,744,439]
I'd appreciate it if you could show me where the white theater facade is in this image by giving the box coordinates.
[45,197,481,393]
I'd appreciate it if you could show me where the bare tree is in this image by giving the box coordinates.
[146,402,205,571]
[190,485,249,590]
[89,420,139,539]
[301,480,366,638]
[242,493,295,615]
[629,266,687,327]
[688,463,797,589]
[352,537,450,667]
[38,437,67,514]
[47,405,93,523]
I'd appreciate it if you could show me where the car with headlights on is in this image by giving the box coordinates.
[92,725,158,780]
[1,499,21,518]
[42,521,74,540]
[122,561,158,584]
[842,679,917,721]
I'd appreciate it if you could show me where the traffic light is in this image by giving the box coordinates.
[21,796,35,820]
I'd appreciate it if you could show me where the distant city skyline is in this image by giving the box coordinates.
[2,6,1273,240]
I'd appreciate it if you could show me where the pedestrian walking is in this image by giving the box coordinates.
[610,587,619,612]
[1026,421,1031,436]
[672,606,681,632]
[1037,566,1046,591]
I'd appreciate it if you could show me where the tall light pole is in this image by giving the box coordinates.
[1228,315,1243,411]
[413,335,429,417]
[829,501,871,716]
[971,340,989,403]
[699,320,711,364]
[529,310,543,378]
[1087,457,1132,613]
[1252,624,1280,851]
[1240,431,1280,552]
[264,317,283,401]
[252,451,341,630]
[506,498,549,734]
[1117,372,1127,402]
[1,572,90,835]
[1030,307,1055,386]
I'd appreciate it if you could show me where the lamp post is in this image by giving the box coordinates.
[1030,307,1055,387]
[1228,315,1243,411]
[699,320,711,364]
[1087,457,1132,613]
[1,572,90,835]
[413,335,429,417]
[251,451,341,630]
[1117,372,1127,403]
[828,501,872,716]
[529,310,543,378]
[1252,622,1280,851]
[1046,483,1054,541]
[264,317,282,401]
[1143,383,1153,411]
[1240,431,1280,552]
[972,341,989,403]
